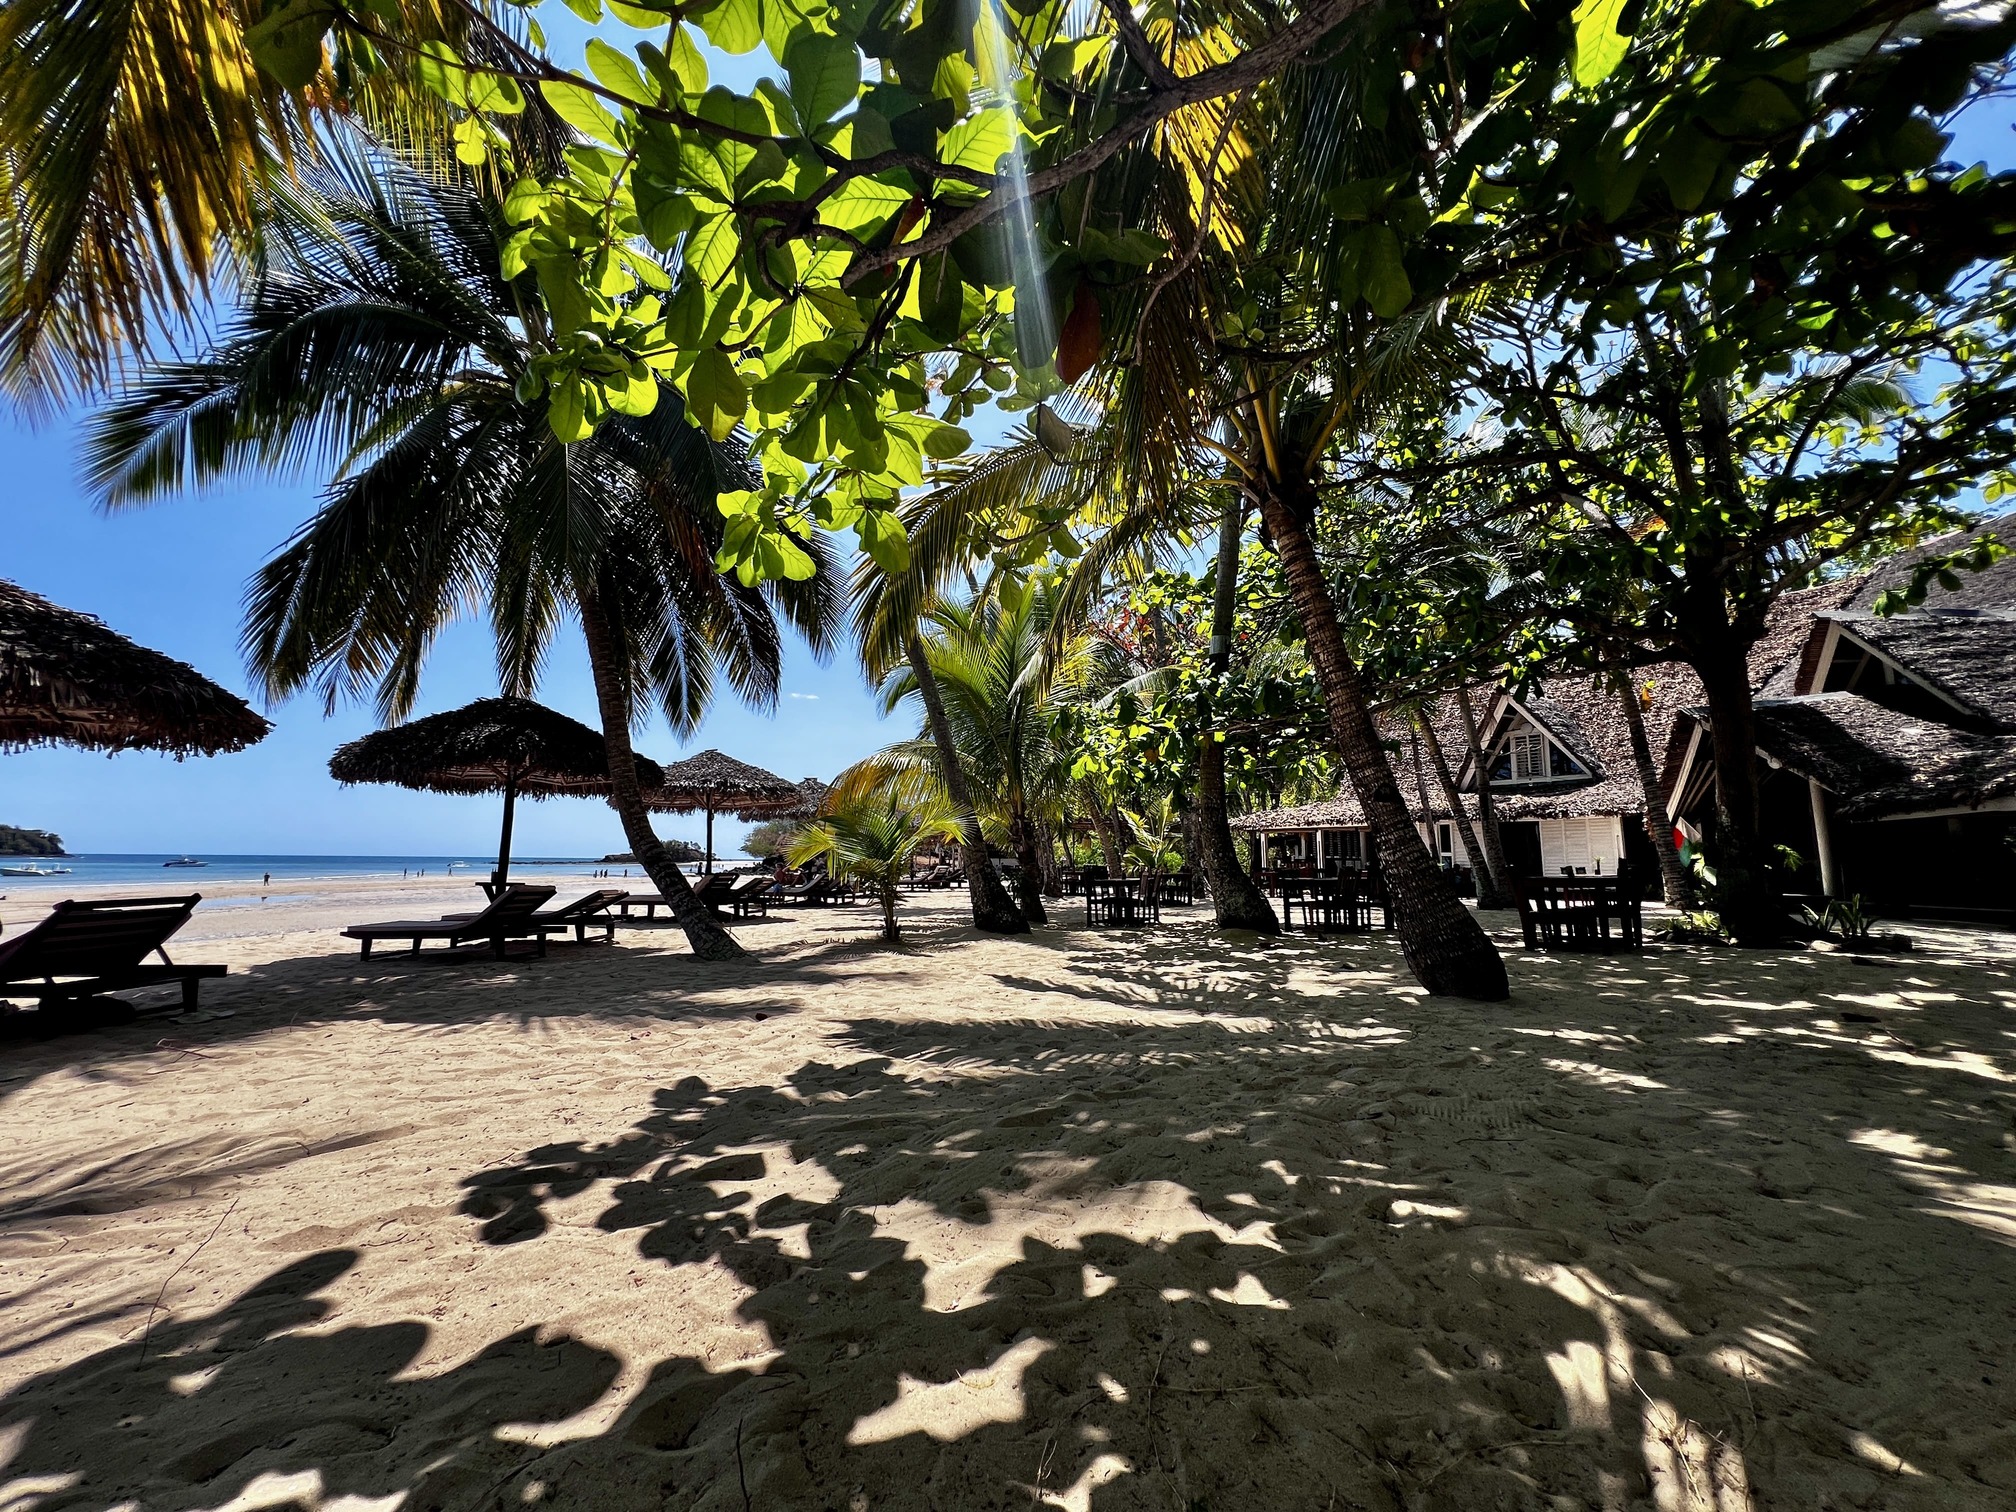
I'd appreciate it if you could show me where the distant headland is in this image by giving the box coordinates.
[0,825,66,856]
[600,839,701,864]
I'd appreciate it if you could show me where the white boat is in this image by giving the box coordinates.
[163,856,207,868]
[0,862,71,876]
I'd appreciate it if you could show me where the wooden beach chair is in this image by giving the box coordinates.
[445,888,630,944]
[765,876,830,907]
[708,874,772,919]
[342,883,557,960]
[0,894,225,1020]
[1515,875,1642,952]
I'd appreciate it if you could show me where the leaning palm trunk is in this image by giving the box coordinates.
[1613,668,1690,906]
[1417,704,1510,909]
[1257,480,1508,999]
[580,591,745,961]
[904,632,1027,934]
[1455,685,1517,904]
[1196,496,1279,932]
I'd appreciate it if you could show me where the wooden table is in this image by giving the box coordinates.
[1515,876,1643,951]
[1281,877,1385,934]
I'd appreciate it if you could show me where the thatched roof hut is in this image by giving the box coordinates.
[648,750,802,815]
[330,697,664,888]
[0,580,270,757]
[789,777,830,820]
[329,697,662,795]
[646,749,801,871]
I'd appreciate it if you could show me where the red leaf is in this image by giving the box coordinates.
[1056,280,1101,384]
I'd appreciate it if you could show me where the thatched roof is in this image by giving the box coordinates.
[1712,694,2016,819]
[329,697,662,796]
[0,579,271,757]
[647,748,802,817]
[1815,611,2016,728]
[1230,795,1369,832]
[789,777,831,819]
[1842,512,2016,614]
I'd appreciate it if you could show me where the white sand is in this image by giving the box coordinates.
[2,883,2013,1510]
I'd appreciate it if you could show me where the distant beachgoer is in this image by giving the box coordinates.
[263,872,270,887]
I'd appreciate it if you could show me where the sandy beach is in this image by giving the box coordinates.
[2,887,2013,1510]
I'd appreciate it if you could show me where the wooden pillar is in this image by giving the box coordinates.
[1808,779,1841,898]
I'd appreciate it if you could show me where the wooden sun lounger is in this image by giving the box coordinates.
[765,877,830,907]
[342,883,557,960]
[444,888,630,944]
[0,894,226,1018]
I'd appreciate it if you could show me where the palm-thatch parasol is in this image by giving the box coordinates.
[647,749,802,873]
[0,579,270,756]
[330,697,665,891]
[789,777,830,819]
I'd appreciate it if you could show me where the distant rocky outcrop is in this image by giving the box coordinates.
[601,839,702,864]
[0,825,65,855]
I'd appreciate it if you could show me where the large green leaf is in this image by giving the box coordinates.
[585,38,652,104]
[1570,0,1632,89]
[697,0,763,55]
[941,110,1014,173]
[1360,225,1412,318]
[245,0,338,90]
[785,31,861,128]
[540,80,622,144]
[685,348,749,439]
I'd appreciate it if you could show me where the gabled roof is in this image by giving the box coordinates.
[1840,512,2016,614]
[1811,611,2016,728]
[1723,694,2016,820]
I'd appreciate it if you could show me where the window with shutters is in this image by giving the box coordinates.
[1487,711,1589,785]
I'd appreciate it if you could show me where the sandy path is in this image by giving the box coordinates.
[2,895,2013,1510]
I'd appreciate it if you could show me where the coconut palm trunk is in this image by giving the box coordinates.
[1612,668,1691,906]
[579,591,745,961]
[1417,703,1510,909]
[904,632,1028,934]
[1455,686,1517,903]
[1007,809,1048,924]
[1256,478,1508,999]
[1196,497,1280,932]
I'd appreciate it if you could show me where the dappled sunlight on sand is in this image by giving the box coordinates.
[1,901,2014,1508]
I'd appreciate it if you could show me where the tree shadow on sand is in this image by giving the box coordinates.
[4,923,2015,1510]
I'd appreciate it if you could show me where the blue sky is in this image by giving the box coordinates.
[0,28,1015,860]
[3,43,2012,858]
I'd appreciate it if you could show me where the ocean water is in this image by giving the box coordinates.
[0,853,719,893]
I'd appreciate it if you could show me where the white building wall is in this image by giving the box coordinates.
[1538,815,1625,876]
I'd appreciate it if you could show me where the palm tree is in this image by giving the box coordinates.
[0,0,538,402]
[790,791,961,942]
[850,547,1027,936]
[845,581,1108,926]
[83,141,838,960]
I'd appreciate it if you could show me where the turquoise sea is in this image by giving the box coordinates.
[0,853,714,892]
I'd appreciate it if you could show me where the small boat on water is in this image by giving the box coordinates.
[163,856,207,868]
[0,863,72,876]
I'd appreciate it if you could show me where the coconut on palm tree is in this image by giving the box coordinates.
[83,139,839,960]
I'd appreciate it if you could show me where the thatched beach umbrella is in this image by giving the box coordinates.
[647,749,801,873]
[330,697,665,891]
[0,579,270,756]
